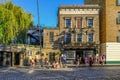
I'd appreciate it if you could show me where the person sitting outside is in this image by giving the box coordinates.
[53,61,59,69]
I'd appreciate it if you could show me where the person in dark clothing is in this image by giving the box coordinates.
[89,57,93,67]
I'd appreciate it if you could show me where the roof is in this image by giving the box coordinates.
[43,27,59,30]
[59,4,100,9]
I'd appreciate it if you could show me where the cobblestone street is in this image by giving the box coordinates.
[0,67,120,80]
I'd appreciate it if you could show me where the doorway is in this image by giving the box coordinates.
[0,53,3,66]
[49,52,55,64]
[76,50,84,64]
[14,53,20,65]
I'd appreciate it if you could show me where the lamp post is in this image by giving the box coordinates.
[36,0,41,55]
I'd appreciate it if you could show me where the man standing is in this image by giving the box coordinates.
[61,54,66,68]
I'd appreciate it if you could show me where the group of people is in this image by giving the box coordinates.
[30,54,106,68]
[30,54,67,69]
[52,54,67,69]
[30,57,49,68]
[76,55,106,67]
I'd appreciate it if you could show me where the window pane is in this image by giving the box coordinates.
[28,51,32,56]
[118,12,120,24]
[88,19,93,27]
[88,34,93,42]
[118,0,120,5]
[50,32,54,42]
[66,19,71,27]
[118,12,120,17]
[118,31,120,42]
[65,34,71,44]
[77,19,82,28]
[77,34,82,42]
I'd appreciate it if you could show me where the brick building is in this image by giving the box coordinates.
[85,0,120,64]
[42,5,100,64]
[2,0,120,66]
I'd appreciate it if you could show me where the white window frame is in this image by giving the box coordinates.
[87,18,94,27]
[87,33,94,42]
[65,18,72,28]
[76,34,82,43]
[64,33,71,44]
[28,50,32,56]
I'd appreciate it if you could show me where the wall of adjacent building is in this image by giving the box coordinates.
[106,43,120,64]
[106,0,120,42]
[43,28,60,49]
[100,43,106,55]
[85,0,120,42]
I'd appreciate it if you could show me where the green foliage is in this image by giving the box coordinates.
[0,0,34,44]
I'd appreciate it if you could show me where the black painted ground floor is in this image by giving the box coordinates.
[0,52,21,66]
[63,48,98,64]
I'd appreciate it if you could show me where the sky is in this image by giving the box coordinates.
[12,0,84,27]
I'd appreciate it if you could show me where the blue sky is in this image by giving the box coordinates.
[12,0,84,27]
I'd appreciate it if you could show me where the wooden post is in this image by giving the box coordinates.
[12,52,14,67]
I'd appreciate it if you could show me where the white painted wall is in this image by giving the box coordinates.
[106,43,120,61]
[60,8,99,15]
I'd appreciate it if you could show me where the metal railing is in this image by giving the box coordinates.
[63,41,96,48]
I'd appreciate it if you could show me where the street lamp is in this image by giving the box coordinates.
[36,0,41,55]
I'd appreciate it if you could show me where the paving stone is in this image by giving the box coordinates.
[0,67,120,80]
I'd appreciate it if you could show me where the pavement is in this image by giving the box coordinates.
[66,64,120,68]
[0,65,120,80]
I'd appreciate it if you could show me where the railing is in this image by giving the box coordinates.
[63,42,96,48]
[63,27,95,34]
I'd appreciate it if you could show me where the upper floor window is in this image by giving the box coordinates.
[76,18,82,28]
[50,32,54,42]
[118,12,120,16]
[88,18,93,27]
[117,0,120,5]
[77,34,82,42]
[118,30,120,42]
[88,33,94,42]
[28,50,32,56]
[65,34,71,44]
[65,18,71,28]
[117,12,120,24]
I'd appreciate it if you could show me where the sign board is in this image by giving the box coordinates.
[64,50,76,59]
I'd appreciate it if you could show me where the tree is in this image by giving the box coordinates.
[0,0,34,44]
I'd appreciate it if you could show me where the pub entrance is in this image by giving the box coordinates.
[76,50,95,64]
[76,50,84,64]
[64,49,96,64]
